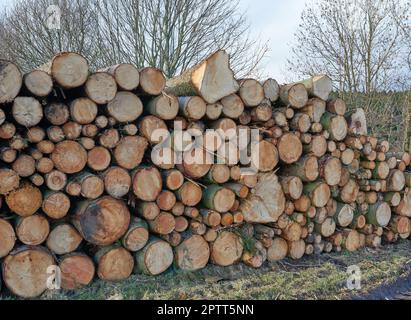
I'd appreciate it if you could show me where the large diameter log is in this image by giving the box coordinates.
[279,83,308,108]
[39,52,88,89]
[95,246,134,281]
[335,203,354,227]
[42,191,70,219]
[12,97,43,127]
[135,238,173,275]
[114,136,148,170]
[267,237,288,261]
[367,202,391,227]
[0,169,20,195]
[166,50,239,104]
[251,140,279,172]
[175,235,210,271]
[107,91,143,122]
[299,75,332,100]
[60,253,95,290]
[122,217,149,252]
[206,103,223,120]
[240,172,286,223]
[211,231,243,267]
[132,167,162,201]
[46,223,83,255]
[102,63,140,90]
[23,70,53,97]
[139,67,166,95]
[202,185,236,213]
[6,183,42,217]
[0,218,16,258]
[221,93,245,118]
[72,196,130,246]
[320,112,348,141]
[387,170,405,192]
[319,156,342,186]
[239,79,264,107]
[15,214,49,245]
[51,141,87,174]
[85,72,117,104]
[2,246,55,298]
[303,181,330,208]
[176,181,203,206]
[103,166,131,198]
[345,108,367,135]
[277,133,303,164]
[0,60,22,103]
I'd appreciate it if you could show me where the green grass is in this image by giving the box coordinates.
[8,240,408,300]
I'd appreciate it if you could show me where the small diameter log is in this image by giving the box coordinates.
[166,50,239,104]
[107,91,143,122]
[372,161,390,180]
[98,128,120,149]
[69,98,98,124]
[95,246,134,281]
[72,172,104,199]
[263,78,280,103]
[250,104,272,122]
[267,237,288,262]
[280,83,308,109]
[23,70,52,97]
[335,203,354,227]
[281,155,319,182]
[178,96,207,120]
[156,190,177,211]
[341,229,360,252]
[102,63,140,90]
[301,98,326,122]
[174,216,189,232]
[102,166,131,199]
[146,94,179,120]
[0,147,17,163]
[327,98,346,115]
[345,108,367,135]
[303,135,327,158]
[224,183,249,199]
[147,212,176,235]
[42,191,71,219]
[280,176,303,200]
[341,148,355,165]
[287,239,306,260]
[206,103,223,120]
[304,181,331,208]
[387,170,405,192]
[162,169,185,191]
[72,196,130,246]
[0,218,16,258]
[51,141,87,174]
[299,75,332,100]
[85,72,117,104]
[290,113,311,133]
[283,221,302,241]
[211,231,243,267]
[2,246,55,298]
[138,115,168,145]
[135,237,174,275]
[12,97,43,127]
[277,133,303,164]
[45,170,67,191]
[139,67,166,95]
[175,235,210,271]
[39,52,88,89]
[135,202,160,221]
[0,169,20,195]
[200,209,222,227]
[114,136,148,170]
[238,79,264,107]
[367,202,391,227]
[339,179,359,203]
[315,217,336,237]
[220,93,244,119]
[44,102,69,125]
[120,217,148,252]
[60,253,95,290]
[320,112,348,141]
[132,167,162,201]
[47,223,83,255]
[202,185,236,213]
[177,147,212,179]
[175,181,203,207]
[12,154,35,178]
[6,183,42,217]
[87,146,111,172]
[0,122,16,139]
[0,60,22,103]
[319,156,342,186]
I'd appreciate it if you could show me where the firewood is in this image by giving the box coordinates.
[277,133,303,164]
[51,141,87,174]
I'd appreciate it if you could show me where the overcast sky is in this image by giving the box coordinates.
[0,0,307,82]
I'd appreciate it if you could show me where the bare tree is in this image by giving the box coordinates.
[0,0,268,77]
[287,0,410,93]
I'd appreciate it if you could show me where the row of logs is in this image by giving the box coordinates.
[0,50,410,298]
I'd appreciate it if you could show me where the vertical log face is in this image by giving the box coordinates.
[263,78,280,103]
[387,170,405,192]
[114,136,148,170]
[87,146,111,171]
[0,218,16,258]
[23,70,53,97]
[252,140,279,172]
[339,179,359,203]
[42,191,71,219]
[239,79,264,107]
[319,156,342,186]
[13,154,36,178]
[122,217,149,252]
[0,168,20,195]
[278,133,303,164]
[280,83,308,109]
[72,196,130,246]
[147,94,179,120]
[15,214,50,245]
[320,112,348,141]
[6,184,42,217]
[95,246,134,281]
[47,223,83,255]
[60,253,95,290]
[202,185,236,213]
[0,60,22,103]
[176,181,203,206]
[2,246,55,298]
[44,102,70,125]
[103,63,140,91]
[107,91,143,122]
[163,169,185,191]
[175,235,210,271]
[85,72,117,104]
[70,98,98,124]
[287,239,306,260]
[367,202,392,227]
[51,141,88,174]
[221,93,245,118]
[135,238,173,275]
[299,75,332,101]
[139,67,166,95]
[178,96,207,120]
[103,166,131,198]
[267,237,288,262]
[147,212,176,235]
[211,231,243,266]
[132,167,163,201]
[12,97,43,127]
[304,181,331,208]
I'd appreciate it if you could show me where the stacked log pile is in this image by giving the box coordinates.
[0,51,410,298]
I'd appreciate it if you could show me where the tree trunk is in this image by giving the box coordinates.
[84,72,117,104]
[51,141,87,174]
[131,166,162,201]
[147,211,176,235]
[287,239,306,259]
[279,83,308,109]
[318,156,342,186]
[263,78,280,103]
[367,202,391,227]
[139,67,166,95]
[202,185,236,213]
[327,98,346,116]
[102,166,131,199]
[101,63,140,91]
[46,223,82,255]
[146,94,179,120]
[301,98,326,122]
[303,181,331,208]
[320,112,348,141]
[221,93,245,118]
[45,170,67,191]
[238,79,264,107]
